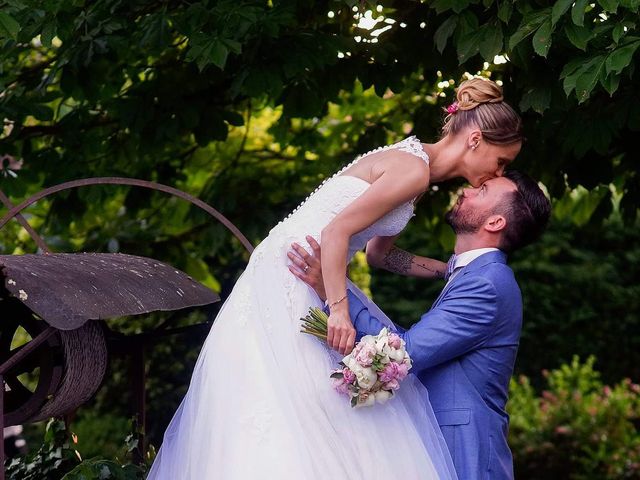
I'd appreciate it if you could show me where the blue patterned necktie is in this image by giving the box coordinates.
[444,254,457,281]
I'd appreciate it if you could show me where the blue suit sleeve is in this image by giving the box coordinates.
[346,291,405,337]
[347,277,498,373]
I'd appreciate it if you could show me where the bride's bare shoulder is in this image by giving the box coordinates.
[370,149,430,186]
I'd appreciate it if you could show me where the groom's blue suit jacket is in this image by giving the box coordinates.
[347,250,521,480]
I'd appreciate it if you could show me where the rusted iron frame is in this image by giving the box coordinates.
[0,327,57,477]
[0,190,51,254]
[0,177,254,254]
[0,178,252,467]
[0,327,57,376]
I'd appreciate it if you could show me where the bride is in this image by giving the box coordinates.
[148,78,522,479]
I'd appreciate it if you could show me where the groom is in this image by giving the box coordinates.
[289,170,551,479]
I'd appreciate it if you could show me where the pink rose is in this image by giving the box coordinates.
[384,379,400,391]
[355,343,377,367]
[379,362,409,383]
[396,362,409,381]
[343,368,356,384]
[388,333,402,349]
[332,377,350,395]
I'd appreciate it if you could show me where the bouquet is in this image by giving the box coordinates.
[300,307,412,408]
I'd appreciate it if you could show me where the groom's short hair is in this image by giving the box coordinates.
[496,170,551,253]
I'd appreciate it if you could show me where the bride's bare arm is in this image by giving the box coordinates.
[321,154,429,355]
[367,236,447,279]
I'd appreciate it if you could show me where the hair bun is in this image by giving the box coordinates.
[456,78,504,111]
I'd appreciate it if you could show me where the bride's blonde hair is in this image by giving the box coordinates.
[442,77,522,144]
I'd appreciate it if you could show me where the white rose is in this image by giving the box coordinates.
[343,354,357,370]
[361,335,376,346]
[375,337,388,352]
[355,366,378,390]
[389,348,406,363]
[356,392,376,408]
[403,354,413,368]
[374,390,393,404]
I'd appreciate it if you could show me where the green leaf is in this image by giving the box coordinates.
[432,0,471,14]
[497,1,513,23]
[451,0,471,13]
[571,0,589,26]
[0,12,20,40]
[565,23,592,50]
[560,57,586,79]
[600,72,621,95]
[552,0,574,26]
[519,87,552,114]
[210,42,229,69]
[41,19,56,47]
[605,39,640,74]
[575,55,607,102]
[457,29,482,63]
[597,0,618,13]
[455,10,479,37]
[613,24,625,44]
[479,24,503,60]
[533,19,553,57]
[561,57,589,95]
[509,9,550,50]
[434,16,458,53]
[223,39,242,54]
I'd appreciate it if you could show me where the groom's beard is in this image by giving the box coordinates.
[445,196,488,235]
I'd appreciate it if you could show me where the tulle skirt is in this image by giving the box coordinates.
[147,234,457,480]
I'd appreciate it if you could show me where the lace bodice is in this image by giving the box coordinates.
[266,136,429,261]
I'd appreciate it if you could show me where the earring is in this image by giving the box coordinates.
[470,142,479,150]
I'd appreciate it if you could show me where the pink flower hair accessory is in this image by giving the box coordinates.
[446,101,459,114]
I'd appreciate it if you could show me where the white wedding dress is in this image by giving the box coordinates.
[148,136,457,480]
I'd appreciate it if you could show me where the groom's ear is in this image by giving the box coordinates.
[484,214,507,233]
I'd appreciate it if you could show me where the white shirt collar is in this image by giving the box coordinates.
[446,248,500,284]
[453,247,500,270]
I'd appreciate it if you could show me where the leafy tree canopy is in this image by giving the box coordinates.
[1,0,638,213]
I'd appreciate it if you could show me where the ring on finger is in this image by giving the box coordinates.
[304,264,309,272]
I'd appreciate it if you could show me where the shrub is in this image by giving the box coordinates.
[5,418,147,480]
[508,356,640,479]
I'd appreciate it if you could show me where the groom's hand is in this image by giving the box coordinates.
[287,236,326,301]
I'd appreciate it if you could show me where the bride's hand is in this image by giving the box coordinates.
[327,305,356,355]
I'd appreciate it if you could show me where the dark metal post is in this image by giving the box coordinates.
[131,341,146,465]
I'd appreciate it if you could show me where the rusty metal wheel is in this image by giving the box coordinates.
[0,298,63,426]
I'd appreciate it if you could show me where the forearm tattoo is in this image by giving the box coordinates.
[382,247,445,278]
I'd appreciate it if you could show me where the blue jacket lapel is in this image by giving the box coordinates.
[432,250,508,308]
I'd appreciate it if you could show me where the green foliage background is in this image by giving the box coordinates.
[1,0,639,477]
